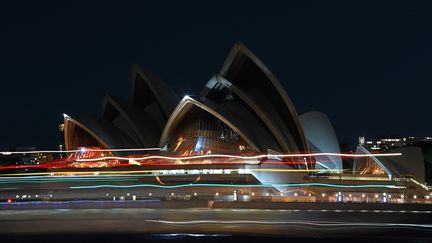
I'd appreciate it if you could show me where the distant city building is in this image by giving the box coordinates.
[0,147,54,167]
[16,147,54,164]
[359,136,432,151]
[58,123,65,158]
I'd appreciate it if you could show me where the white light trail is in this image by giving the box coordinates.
[146,219,432,228]
[76,152,403,162]
[0,148,161,155]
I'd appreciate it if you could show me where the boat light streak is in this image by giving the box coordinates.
[145,219,432,228]
[0,147,161,155]
[70,182,404,189]
[0,168,345,177]
[76,152,403,162]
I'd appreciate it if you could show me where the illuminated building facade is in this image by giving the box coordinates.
[59,43,429,198]
[358,136,432,184]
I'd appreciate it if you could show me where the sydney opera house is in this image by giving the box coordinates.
[61,42,429,202]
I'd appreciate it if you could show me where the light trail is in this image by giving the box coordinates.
[76,152,403,162]
[0,168,344,177]
[0,175,142,181]
[0,151,402,171]
[0,147,161,155]
[0,178,139,184]
[0,202,430,215]
[69,182,404,189]
[145,219,432,229]
[0,159,352,171]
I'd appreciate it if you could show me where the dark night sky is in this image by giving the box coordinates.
[0,1,431,149]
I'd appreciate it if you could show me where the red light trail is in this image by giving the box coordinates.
[0,150,401,171]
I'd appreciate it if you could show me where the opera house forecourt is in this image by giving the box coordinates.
[54,42,429,203]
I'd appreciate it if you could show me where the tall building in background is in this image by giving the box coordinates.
[58,123,65,158]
